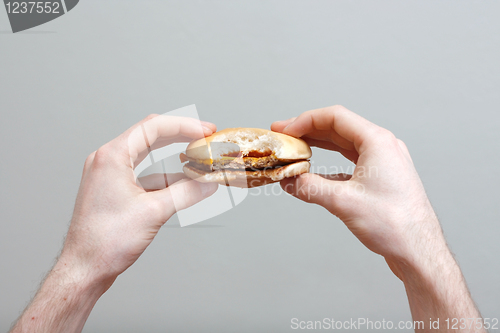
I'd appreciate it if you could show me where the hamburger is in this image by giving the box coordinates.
[180,128,312,188]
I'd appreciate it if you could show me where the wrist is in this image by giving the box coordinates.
[384,212,450,279]
[53,252,116,296]
[385,231,483,329]
[10,256,116,333]
[388,242,456,288]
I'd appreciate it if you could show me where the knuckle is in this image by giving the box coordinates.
[397,138,408,149]
[144,114,160,122]
[84,151,97,169]
[92,145,113,168]
[85,150,96,163]
[96,145,110,156]
[331,104,347,112]
[318,105,349,120]
[320,105,342,116]
[396,139,412,158]
[372,128,397,145]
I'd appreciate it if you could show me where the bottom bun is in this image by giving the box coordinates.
[183,161,310,188]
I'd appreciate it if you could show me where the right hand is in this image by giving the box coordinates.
[271,106,446,274]
[61,115,219,284]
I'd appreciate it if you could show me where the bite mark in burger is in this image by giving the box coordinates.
[180,128,312,188]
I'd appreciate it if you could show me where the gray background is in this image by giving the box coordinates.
[1,1,499,332]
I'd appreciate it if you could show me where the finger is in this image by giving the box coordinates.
[148,178,219,220]
[273,113,354,151]
[301,137,359,163]
[276,122,355,152]
[316,173,352,181]
[270,117,296,132]
[200,121,217,133]
[133,134,207,168]
[281,106,382,154]
[280,173,354,216]
[121,115,216,167]
[137,173,187,191]
[273,114,359,163]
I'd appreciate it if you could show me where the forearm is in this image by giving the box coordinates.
[10,257,113,333]
[388,226,485,332]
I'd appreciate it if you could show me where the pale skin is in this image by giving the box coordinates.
[9,115,219,332]
[10,106,484,332]
[271,106,485,332]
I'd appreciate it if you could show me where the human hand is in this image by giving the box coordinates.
[271,106,486,331]
[10,115,220,333]
[60,115,219,284]
[271,106,445,270]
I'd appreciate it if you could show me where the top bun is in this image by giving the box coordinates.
[186,128,312,161]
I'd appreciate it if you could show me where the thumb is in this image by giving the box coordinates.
[148,179,218,220]
[280,173,353,216]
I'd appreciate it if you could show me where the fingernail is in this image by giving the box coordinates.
[202,125,213,133]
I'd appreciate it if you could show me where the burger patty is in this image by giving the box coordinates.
[183,160,312,188]
[212,155,290,170]
[183,154,304,172]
